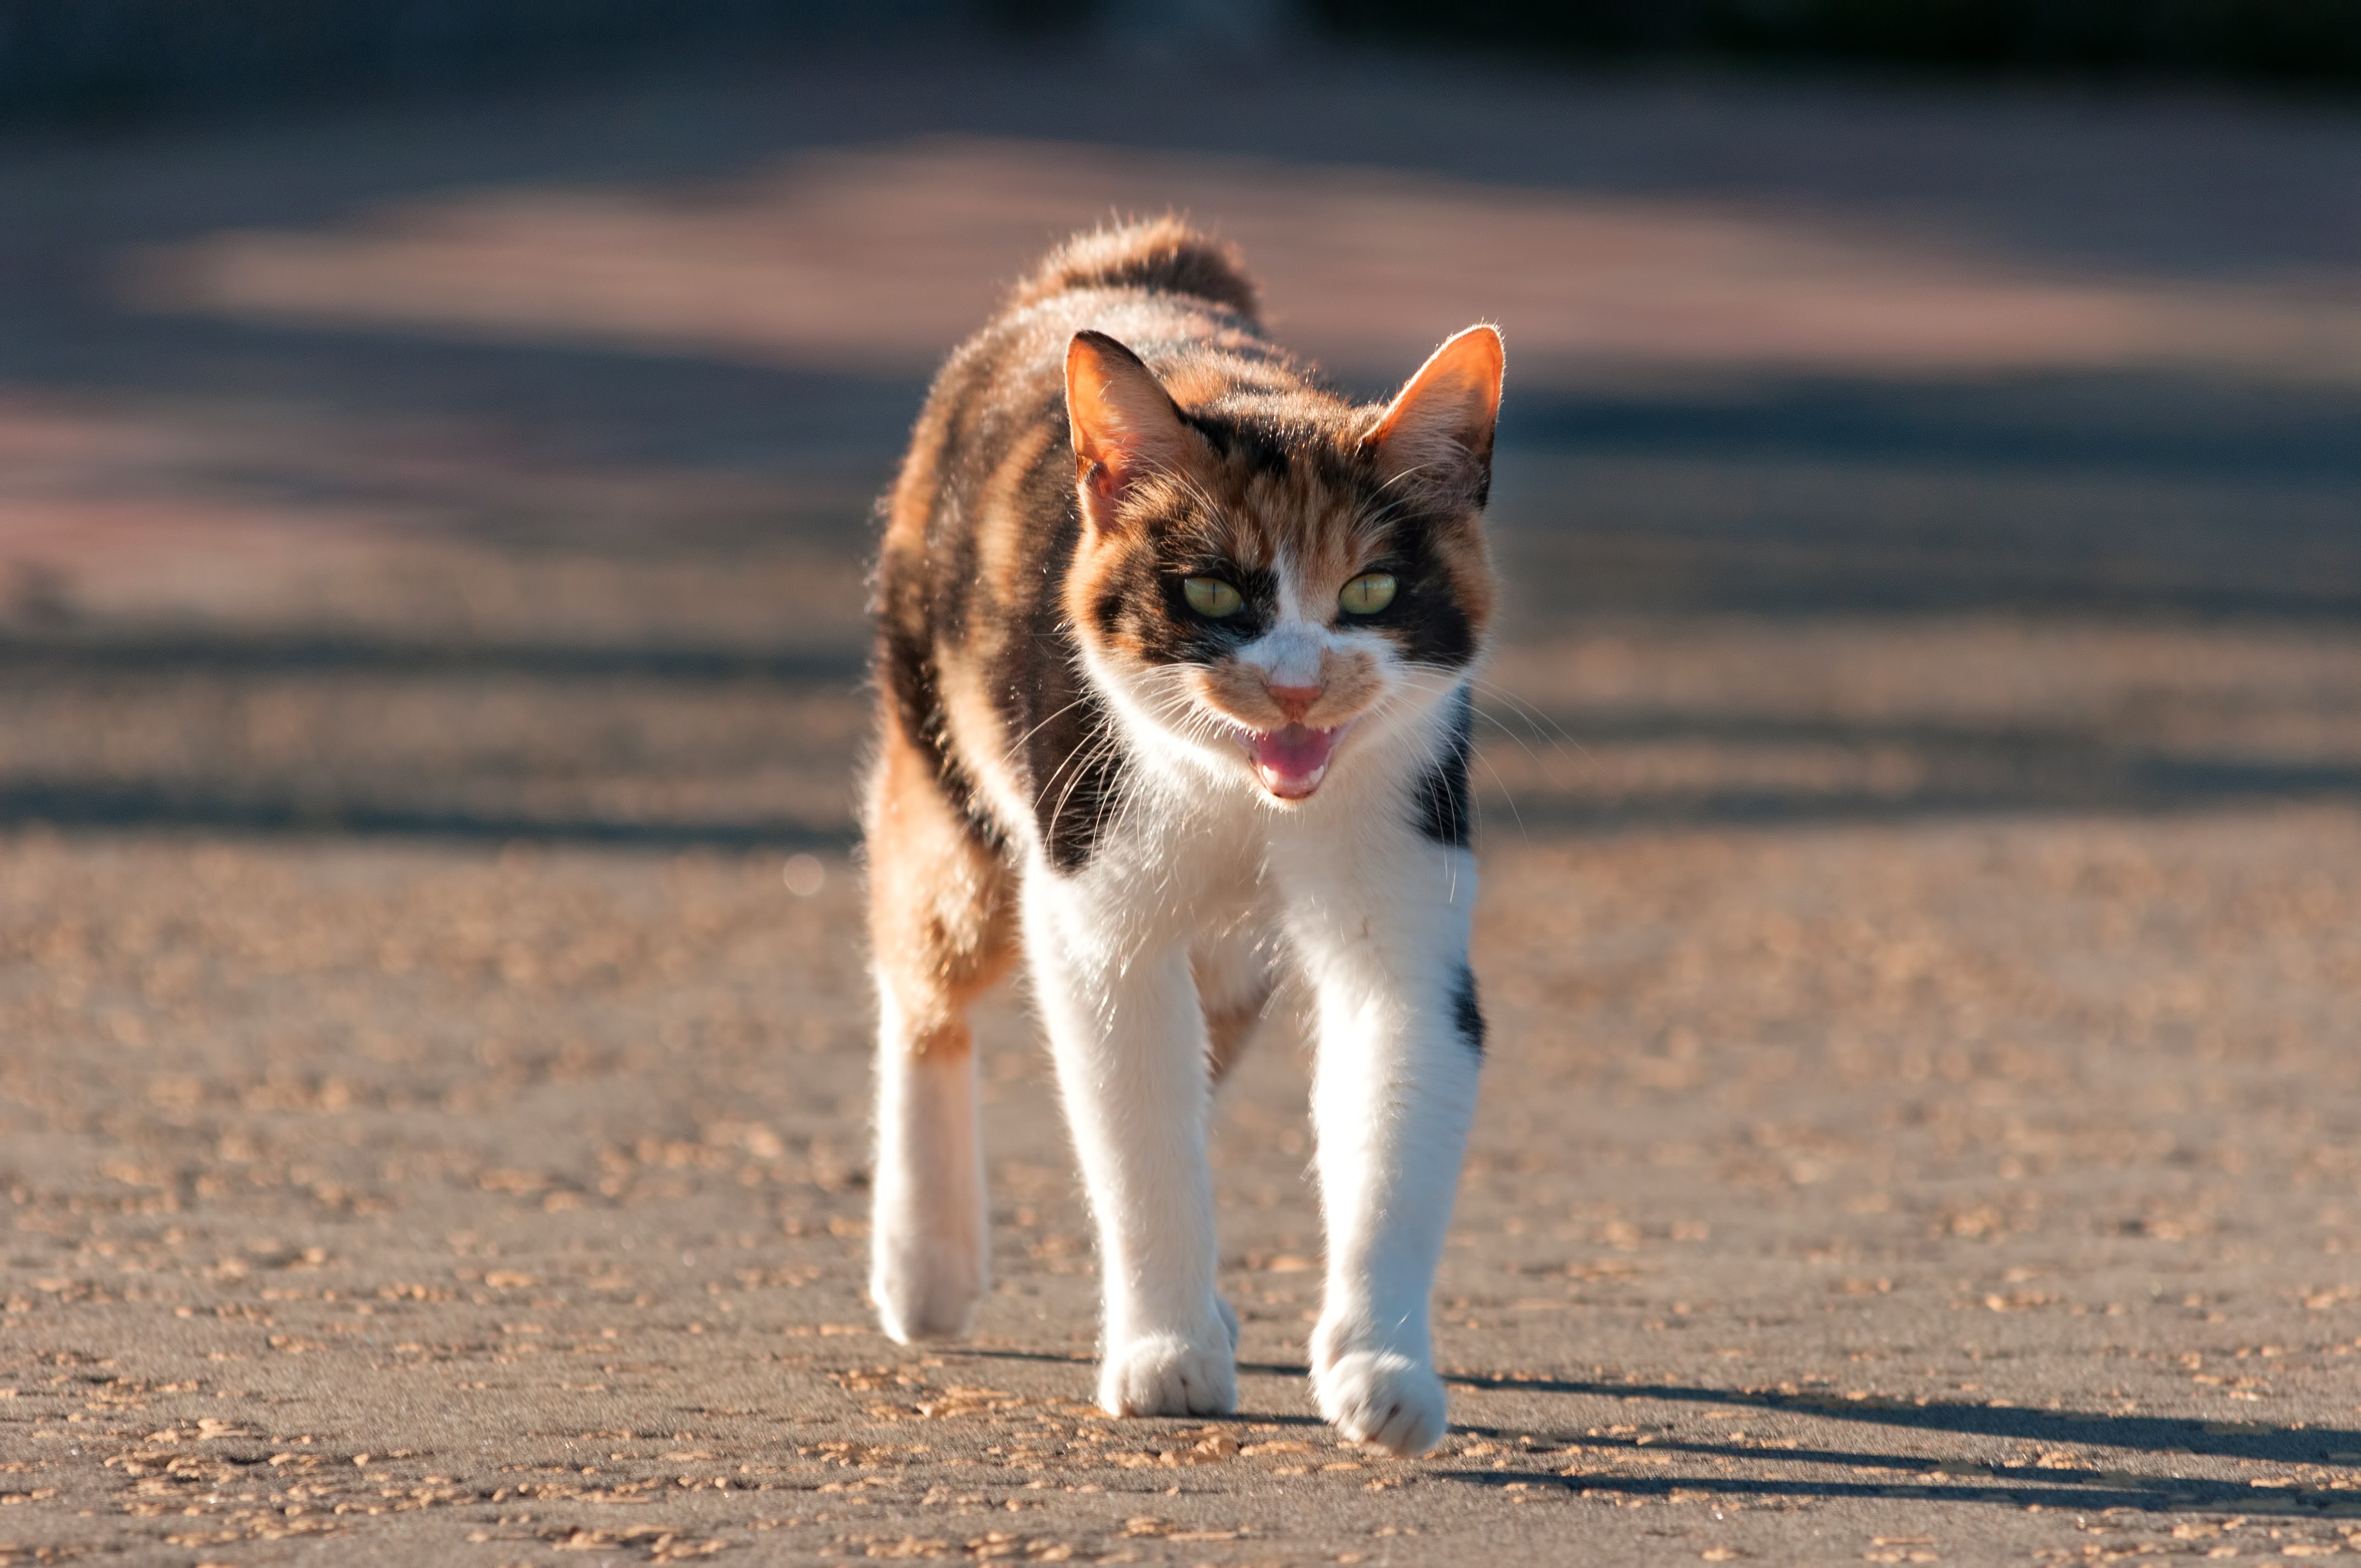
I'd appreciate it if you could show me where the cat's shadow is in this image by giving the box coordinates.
[945,1347,2361,1472]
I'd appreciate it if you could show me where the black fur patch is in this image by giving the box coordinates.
[1031,700,1128,872]
[1348,478,1481,672]
[1107,542,1275,666]
[1451,963,1486,1057]
[1408,687,1474,848]
[880,608,1003,857]
[1005,602,1130,873]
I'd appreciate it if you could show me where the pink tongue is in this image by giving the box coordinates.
[1252,724,1341,798]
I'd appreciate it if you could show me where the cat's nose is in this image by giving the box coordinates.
[1266,682,1323,724]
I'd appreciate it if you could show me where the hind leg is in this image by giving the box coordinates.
[1182,922,1277,1355]
[866,716,1014,1342]
[1194,923,1278,1086]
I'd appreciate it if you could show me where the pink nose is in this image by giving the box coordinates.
[1267,683,1322,723]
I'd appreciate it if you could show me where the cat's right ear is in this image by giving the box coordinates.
[1067,330,1193,533]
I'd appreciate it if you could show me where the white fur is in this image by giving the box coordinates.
[1280,818,1477,1456]
[871,583,1482,1456]
[869,983,989,1341]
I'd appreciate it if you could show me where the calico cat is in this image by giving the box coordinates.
[864,217,1500,1456]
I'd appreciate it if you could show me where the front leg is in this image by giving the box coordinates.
[1025,872,1236,1418]
[1288,843,1482,1456]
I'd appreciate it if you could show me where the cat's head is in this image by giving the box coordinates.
[1063,325,1502,803]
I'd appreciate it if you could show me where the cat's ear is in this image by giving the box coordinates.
[1366,325,1503,502]
[1067,330,1195,532]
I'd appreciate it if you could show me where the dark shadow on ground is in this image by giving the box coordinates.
[0,632,866,683]
[1452,1466,2360,1516]
[1462,772,2361,840]
[3,681,2355,843]
[2,314,927,478]
[9,53,2361,281]
[1503,377,2361,486]
[895,1350,2361,1515]
[0,783,851,850]
[1439,1371,2360,1466]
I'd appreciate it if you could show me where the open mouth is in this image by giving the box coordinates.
[1239,722,1347,801]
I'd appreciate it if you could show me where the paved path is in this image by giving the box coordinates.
[3,47,2361,1567]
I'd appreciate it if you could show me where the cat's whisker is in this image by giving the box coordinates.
[1378,670,1584,843]
[1456,674,1595,760]
[1042,723,1136,852]
[1396,667,1595,781]
[1026,646,1136,825]
[1007,693,1109,757]
[1029,689,1118,819]
[1466,736,1529,846]
[1036,733,1112,826]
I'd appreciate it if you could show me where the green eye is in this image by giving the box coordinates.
[1339,572,1397,616]
[1183,577,1244,618]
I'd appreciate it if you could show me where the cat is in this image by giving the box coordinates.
[863,216,1500,1457]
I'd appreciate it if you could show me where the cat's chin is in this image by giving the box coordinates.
[1236,721,1350,802]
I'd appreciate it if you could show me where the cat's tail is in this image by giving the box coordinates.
[1006,216,1260,326]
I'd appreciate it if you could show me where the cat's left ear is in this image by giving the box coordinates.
[1067,330,1198,533]
[1366,325,1503,504]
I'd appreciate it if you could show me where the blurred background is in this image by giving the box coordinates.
[4,0,2359,845]
[6,10,2361,1555]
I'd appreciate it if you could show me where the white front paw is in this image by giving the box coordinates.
[1314,1348,1447,1456]
[1098,1329,1237,1417]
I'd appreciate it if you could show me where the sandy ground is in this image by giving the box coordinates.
[6,43,2361,1568]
